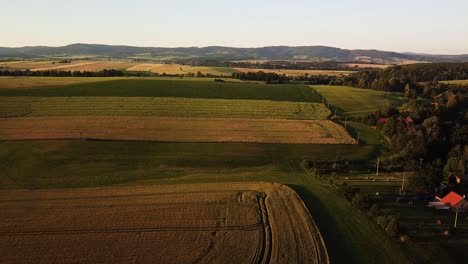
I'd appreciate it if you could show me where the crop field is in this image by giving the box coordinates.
[341,63,390,69]
[0,76,129,89]
[0,78,322,102]
[0,182,328,264]
[0,97,329,119]
[0,140,405,263]
[0,117,354,144]
[233,68,352,76]
[0,75,402,263]
[1,60,354,76]
[440,79,468,85]
[312,85,407,117]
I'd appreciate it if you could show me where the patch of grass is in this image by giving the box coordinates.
[0,97,330,119]
[0,139,407,263]
[345,121,385,145]
[312,85,407,118]
[0,140,378,190]
[0,79,322,102]
[440,79,468,85]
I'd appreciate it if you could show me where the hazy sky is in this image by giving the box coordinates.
[2,0,468,54]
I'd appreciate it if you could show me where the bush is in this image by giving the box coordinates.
[338,182,360,200]
[385,218,400,237]
[377,216,389,229]
[369,203,380,218]
[352,193,370,210]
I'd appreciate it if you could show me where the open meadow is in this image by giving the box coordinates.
[312,85,407,117]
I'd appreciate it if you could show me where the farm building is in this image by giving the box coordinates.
[429,191,468,211]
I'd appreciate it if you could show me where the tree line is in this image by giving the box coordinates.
[341,62,468,92]
[357,87,467,191]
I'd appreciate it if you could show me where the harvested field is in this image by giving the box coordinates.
[234,68,351,76]
[0,77,125,89]
[0,60,137,72]
[1,60,352,76]
[0,183,329,264]
[127,63,185,74]
[0,117,354,144]
[341,63,390,69]
[0,97,329,120]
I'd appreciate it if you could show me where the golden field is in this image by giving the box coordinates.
[0,116,355,144]
[0,183,329,264]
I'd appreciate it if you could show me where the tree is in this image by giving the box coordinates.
[385,218,400,237]
[408,164,443,191]
[369,204,380,218]
[352,193,370,210]
[338,182,359,201]
[405,84,415,98]
[377,216,389,229]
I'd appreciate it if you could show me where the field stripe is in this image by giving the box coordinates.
[0,96,330,120]
[0,116,355,144]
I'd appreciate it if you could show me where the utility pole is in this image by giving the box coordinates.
[376,156,380,176]
[401,173,406,193]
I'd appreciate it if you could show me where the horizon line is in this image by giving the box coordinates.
[1,43,467,56]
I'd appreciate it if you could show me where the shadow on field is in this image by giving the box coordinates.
[288,184,360,264]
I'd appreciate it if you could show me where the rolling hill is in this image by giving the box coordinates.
[0,43,467,63]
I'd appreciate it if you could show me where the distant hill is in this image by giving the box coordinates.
[0,43,467,63]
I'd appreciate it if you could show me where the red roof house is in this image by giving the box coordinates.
[440,192,465,207]
[430,191,468,211]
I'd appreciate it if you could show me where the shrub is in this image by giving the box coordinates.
[338,182,360,200]
[385,218,400,237]
[352,193,370,211]
[369,203,380,218]
[377,216,389,229]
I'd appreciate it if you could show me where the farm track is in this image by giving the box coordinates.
[0,183,328,264]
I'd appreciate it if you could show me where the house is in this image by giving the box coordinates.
[429,191,468,211]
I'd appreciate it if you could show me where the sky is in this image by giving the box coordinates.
[2,0,468,54]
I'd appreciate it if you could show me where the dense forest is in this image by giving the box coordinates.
[341,63,467,192]
[342,62,468,92]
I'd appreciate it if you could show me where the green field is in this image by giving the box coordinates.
[0,139,407,264]
[0,96,330,119]
[312,85,407,117]
[0,77,410,263]
[0,78,322,102]
[440,79,468,85]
